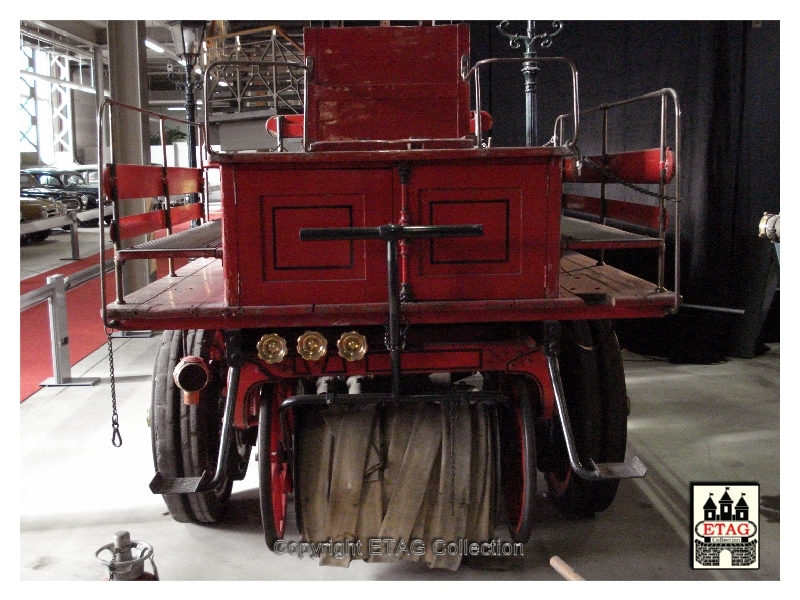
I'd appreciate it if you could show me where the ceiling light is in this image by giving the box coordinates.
[145,39,165,53]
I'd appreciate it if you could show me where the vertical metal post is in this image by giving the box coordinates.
[387,239,402,397]
[184,69,198,173]
[275,115,284,152]
[497,20,563,147]
[521,25,538,147]
[474,68,483,147]
[69,217,81,260]
[271,29,278,111]
[40,274,100,387]
[598,107,609,266]
[398,163,412,301]
[47,275,70,385]
[657,93,668,292]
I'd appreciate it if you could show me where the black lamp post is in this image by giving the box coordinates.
[497,21,563,147]
[167,20,207,173]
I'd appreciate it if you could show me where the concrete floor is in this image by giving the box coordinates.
[19,227,781,583]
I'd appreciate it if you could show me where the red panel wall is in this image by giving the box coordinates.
[223,155,561,308]
[407,162,559,301]
[229,167,393,306]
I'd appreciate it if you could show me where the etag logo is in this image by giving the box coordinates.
[691,483,759,569]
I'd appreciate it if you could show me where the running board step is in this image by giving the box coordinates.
[592,456,647,480]
[149,471,212,494]
[543,321,648,483]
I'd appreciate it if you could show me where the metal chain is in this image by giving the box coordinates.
[566,143,677,202]
[107,553,116,581]
[384,319,410,351]
[106,329,122,447]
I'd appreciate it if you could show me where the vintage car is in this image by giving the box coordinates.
[20,170,83,214]
[20,196,66,243]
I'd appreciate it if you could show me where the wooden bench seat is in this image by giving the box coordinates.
[116,219,222,260]
[560,216,662,251]
[560,147,673,251]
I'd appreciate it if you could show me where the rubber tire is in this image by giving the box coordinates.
[151,329,248,523]
[259,385,289,550]
[290,407,305,538]
[587,320,629,512]
[544,320,629,516]
[499,375,537,543]
[151,330,193,522]
[545,320,617,517]
[30,230,51,242]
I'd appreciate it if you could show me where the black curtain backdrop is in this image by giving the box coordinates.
[468,20,780,363]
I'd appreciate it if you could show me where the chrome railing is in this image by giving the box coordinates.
[21,268,112,387]
[203,59,313,156]
[554,88,682,310]
[464,56,581,149]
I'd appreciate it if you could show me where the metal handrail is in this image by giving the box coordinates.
[203,59,312,156]
[97,98,207,327]
[554,88,682,311]
[464,56,581,149]
[21,207,111,261]
[21,260,114,312]
[21,266,111,388]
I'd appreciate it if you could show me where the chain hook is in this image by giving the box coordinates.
[106,328,122,447]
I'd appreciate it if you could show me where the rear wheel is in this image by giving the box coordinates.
[544,320,627,516]
[587,320,629,512]
[151,329,251,523]
[499,375,537,543]
[259,382,292,550]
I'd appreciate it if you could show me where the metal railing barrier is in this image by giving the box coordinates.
[21,206,113,261]
[20,261,114,387]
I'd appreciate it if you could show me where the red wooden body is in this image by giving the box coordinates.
[220,148,563,310]
[103,24,679,438]
[106,23,676,334]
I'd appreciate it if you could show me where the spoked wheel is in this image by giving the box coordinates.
[499,374,537,543]
[259,382,293,550]
[151,329,251,523]
[544,320,629,517]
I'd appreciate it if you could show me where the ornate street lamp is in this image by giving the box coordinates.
[497,21,563,147]
[167,20,207,173]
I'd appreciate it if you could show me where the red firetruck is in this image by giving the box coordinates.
[99,23,680,569]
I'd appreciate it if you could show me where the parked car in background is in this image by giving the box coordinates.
[23,167,111,225]
[20,170,83,214]
[73,167,111,224]
[74,166,98,187]
[20,196,66,243]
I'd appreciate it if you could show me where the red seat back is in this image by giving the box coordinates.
[303,25,471,148]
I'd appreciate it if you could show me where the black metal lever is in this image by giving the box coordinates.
[299,223,483,242]
[300,223,483,396]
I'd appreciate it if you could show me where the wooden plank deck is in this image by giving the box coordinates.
[106,251,677,330]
